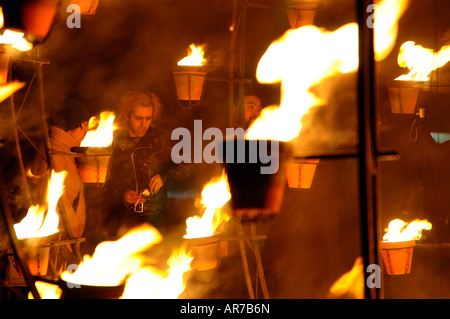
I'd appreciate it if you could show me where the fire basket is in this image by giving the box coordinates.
[72,146,112,184]
[173,65,207,106]
[286,158,319,189]
[388,81,425,114]
[220,139,292,221]
[380,240,415,275]
[285,1,318,29]
[185,235,221,271]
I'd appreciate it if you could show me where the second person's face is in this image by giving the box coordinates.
[126,105,153,137]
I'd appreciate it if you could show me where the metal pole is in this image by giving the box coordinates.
[357,0,379,299]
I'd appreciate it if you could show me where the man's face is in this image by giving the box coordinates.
[126,105,153,137]
[244,95,262,126]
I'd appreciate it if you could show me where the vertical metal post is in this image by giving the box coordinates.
[357,0,380,299]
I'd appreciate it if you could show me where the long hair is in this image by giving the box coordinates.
[115,90,162,129]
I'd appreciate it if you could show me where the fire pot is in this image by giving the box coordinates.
[286,158,319,189]
[72,147,112,184]
[380,240,415,275]
[185,235,221,271]
[220,139,291,221]
[173,66,206,102]
[286,2,318,29]
[388,81,424,114]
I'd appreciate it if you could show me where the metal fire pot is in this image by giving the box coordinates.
[72,146,112,184]
[185,235,221,271]
[220,139,292,221]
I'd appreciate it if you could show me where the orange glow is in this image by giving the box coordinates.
[0,30,33,52]
[80,111,117,147]
[177,44,206,66]
[13,170,67,239]
[184,171,231,239]
[328,257,364,299]
[395,41,450,81]
[383,218,432,242]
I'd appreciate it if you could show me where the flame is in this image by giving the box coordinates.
[383,218,432,242]
[13,170,67,239]
[184,171,231,239]
[177,44,206,66]
[60,223,193,299]
[374,0,409,61]
[61,224,162,286]
[121,247,193,299]
[28,281,62,299]
[328,257,364,299]
[395,41,450,81]
[0,82,26,103]
[80,111,117,147]
[246,23,359,141]
[0,8,33,51]
[245,0,407,142]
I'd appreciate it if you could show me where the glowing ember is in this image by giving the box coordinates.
[383,218,432,242]
[184,171,231,239]
[13,170,67,239]
[80,111,117,147]
[395,41,450,81]
[177,43,206,66]
[121,247,193,299]
[374,0,409,61]
[0,82,26,103]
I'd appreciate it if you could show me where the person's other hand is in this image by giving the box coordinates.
[124,189,146,205]
[149,174,164,194]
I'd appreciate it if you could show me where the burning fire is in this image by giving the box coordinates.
[374,0,409,61]
[0,8,33,51]
[245,0,408,141]
[184,171,231,239]
[328,257,364,299]
[177,43,206,67]
[13,170,67,239]
[29,281,62,299]
[80,111,117,147]
[395,41,450,81]
[0,82,25,102]
[383,218,432,242]
[59,224,193,299]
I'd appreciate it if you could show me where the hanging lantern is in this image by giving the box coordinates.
[286,158,319,189]
[388,81,424,114]
[173,44,207,108]
[0,0,59,43]
[286,1,318,29]
[69,0,99,15]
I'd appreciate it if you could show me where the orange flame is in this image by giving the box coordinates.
[29,281,62,299]
[0,82,26,103]
[395,41,450,81]
[60,224,193,299]
[177,44,206,66]
[374,0,409,61]
[0,8,33,51]
[328,257,364,299]
[80,111,117,147]
[383,218,432,242]
[13,170,67,239]
[184,171,231,239]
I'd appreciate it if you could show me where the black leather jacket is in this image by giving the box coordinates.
[105,127,195,218]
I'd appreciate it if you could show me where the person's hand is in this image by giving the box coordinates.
[149,174,164,194]
[124,189,146,205]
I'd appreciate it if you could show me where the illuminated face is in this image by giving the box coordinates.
[126,105,153,137]
[244,95,262,126]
